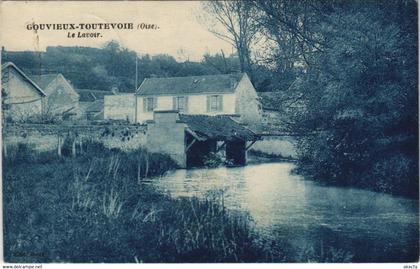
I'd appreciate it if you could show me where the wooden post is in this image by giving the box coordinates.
[79,138,83,154]
[3,140,7,158]
[137,162,141,184]
[145,153,149,178]
[72,138,76,157]
[57,135,62,156]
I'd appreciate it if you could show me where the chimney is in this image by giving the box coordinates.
[111,87,119,95]
[153,110,179,124]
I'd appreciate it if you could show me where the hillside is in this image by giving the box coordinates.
[1,42,244,93]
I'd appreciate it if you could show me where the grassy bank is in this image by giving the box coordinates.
[3,142,282,263]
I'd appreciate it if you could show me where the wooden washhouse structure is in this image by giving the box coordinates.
[146,111,260,168]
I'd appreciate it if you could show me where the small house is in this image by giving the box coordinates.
[30,73,80,119]
[76,89,115,121]
[104,93,136,122]
[146,110,260,168]
[104,73,262,125]
[1,62,46,121]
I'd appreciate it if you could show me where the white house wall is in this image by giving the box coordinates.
[4,67,43,120]
[136,93,236,123]
[101,75,260,125]
[157,96,173,110]
[234,74,262,125]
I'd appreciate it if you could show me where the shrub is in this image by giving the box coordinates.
[202,152,224,168]
[371,154,417,197]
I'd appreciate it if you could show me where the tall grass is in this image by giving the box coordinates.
[102,188,123,219]
[3,141,281,263]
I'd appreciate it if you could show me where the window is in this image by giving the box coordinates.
[207,95,223,112]
[144,97,156,112]
[173,96,188,112]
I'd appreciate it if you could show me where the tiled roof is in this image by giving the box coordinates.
[85,100,104,112]
[179,114,259,141]
[136,73,246,96]
[29,74,59,94]
[76,89,114,102]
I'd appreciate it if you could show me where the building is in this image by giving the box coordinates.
[29,73,80,119]
[1,62,46,121]
[104,73,262,124]
[146,110,260,168]
[76,89,115,120]
[104,93,136,122]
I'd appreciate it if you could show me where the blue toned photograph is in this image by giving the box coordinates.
[1,0,418,264]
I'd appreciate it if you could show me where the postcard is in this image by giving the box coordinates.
[1,0,418,267]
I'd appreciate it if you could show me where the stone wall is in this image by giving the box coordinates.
[3,123,147,153]
[145,111,186,167]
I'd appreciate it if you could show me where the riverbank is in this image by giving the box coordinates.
[150,162,418,263]
[3,142,281,262]
[6,142,416,263]
[247,149,297,164]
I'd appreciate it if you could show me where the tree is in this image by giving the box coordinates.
[200,1,257,79]
[202,51,241,74]
[292,0,418,197]
[250,0,328,92]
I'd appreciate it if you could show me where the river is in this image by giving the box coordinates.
[147,162,419,262]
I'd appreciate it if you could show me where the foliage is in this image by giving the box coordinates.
[289,0,418,197]
[296,244,354,263]
[202,152,224,168]
[200,1,257,78]
[22,112,63,124]
[1,42,270,92]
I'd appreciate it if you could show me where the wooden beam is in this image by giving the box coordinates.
[185,138,197,153]
[57,135,62,156]
[72,139,76,157]
[185,128,205,141]
[216,141,226,152]
[245,140,257,151]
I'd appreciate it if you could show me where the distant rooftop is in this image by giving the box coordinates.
[29,74,59,89]
[76,89,115,102]
[136,73,246,96]
[85,99,104,112]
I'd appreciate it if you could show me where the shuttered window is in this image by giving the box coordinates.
[207,95,223,112]
[173,96,188,112]
[143,97,156,112]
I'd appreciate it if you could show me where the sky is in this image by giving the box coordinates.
[0,1,234,61]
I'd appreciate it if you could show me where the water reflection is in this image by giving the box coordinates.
[148,162,419,262]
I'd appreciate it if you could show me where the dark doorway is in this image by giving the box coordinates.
[226,140,246,166]
[185,133,217,168]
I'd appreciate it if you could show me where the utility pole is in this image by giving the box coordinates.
[135,53,138,91]
[134,53,138,123]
